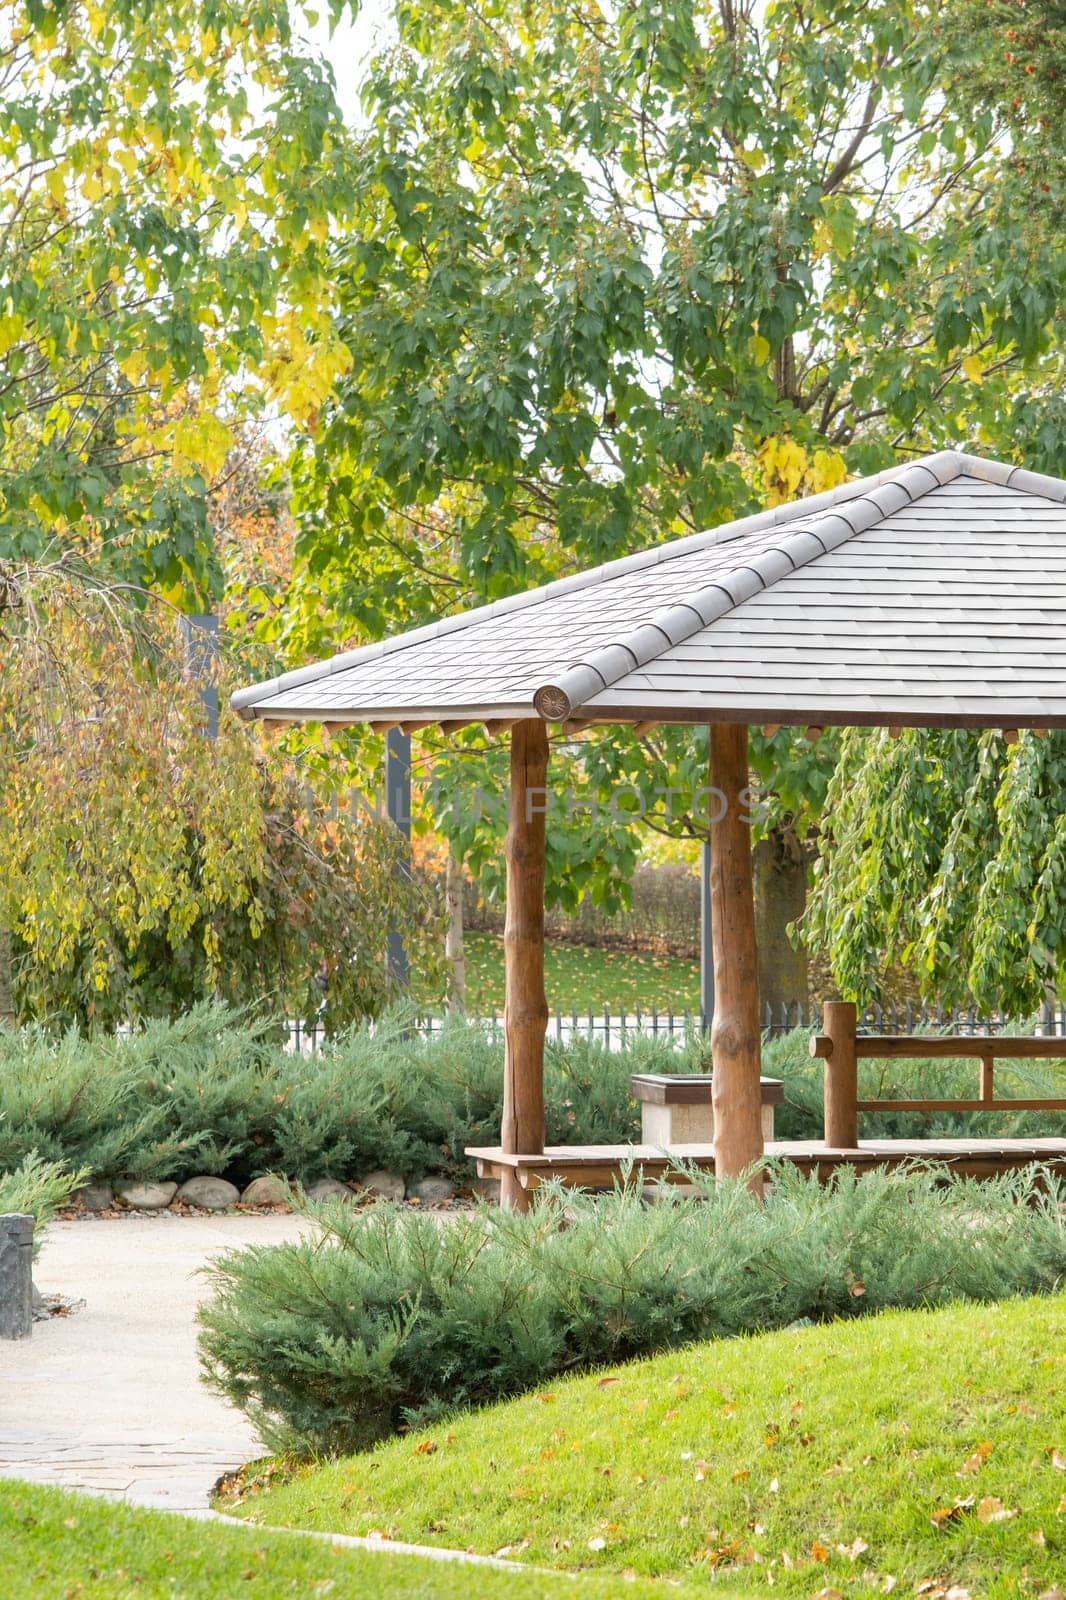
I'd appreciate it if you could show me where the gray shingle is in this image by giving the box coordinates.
[232,450,1066,730]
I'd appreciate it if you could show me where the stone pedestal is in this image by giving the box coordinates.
[631,1074,783,1147]
[0,1213,34,1340]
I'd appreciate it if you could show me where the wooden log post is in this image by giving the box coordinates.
[820,1000,858,1147]
[500,718,550,1212]
[709,722,765,1188]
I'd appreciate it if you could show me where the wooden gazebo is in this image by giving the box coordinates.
[233,449,1066,1208]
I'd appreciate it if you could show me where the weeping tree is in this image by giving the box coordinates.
[803,728,1066,1016]
[0,565,444,1030]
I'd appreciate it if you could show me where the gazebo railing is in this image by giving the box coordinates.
[809,1001,1066,1146]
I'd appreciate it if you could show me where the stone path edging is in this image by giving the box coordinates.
[201,1509,538,1574]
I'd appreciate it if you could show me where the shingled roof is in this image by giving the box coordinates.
[232,449,1066,731]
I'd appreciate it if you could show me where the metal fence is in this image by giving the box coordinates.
[284,1000,1066,1055]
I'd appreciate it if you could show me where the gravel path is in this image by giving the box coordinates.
[0,1213,309,1511]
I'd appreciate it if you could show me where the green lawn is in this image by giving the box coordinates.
[458,931,700,1013]
[228,1292,1066,1597]
[0,1479,719,1599]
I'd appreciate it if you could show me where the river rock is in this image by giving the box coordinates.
[176,1176,240,1211]
[75,1183,114,1212]
[115,1181,178,1210]
[241,1175,290,1207]
[412,1176,457,1204]
[305,1178,355,1203]
[357,1170,406,1202]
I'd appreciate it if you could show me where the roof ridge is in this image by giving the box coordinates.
[231,447,1050,719]
[532,451,971,721]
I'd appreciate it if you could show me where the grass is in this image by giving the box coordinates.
[0,1479,721,1599]
[227,1291,1066,1598]
[458,931,700,1013]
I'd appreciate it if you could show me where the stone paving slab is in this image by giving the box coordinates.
[0,1213,310,1511]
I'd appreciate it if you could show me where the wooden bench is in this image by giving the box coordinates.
[467,1136,1066,1193]
[469,1074,784,1193]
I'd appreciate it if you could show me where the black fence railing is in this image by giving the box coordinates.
[284,1000,1066,1055]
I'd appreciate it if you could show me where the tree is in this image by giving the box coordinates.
[274,0,1065,1009]
[803,728,1066,1017]
[942,0,1066,170]
[0,0,356,604]
[0,566,443,1029]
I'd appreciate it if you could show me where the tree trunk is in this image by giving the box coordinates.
[753,824,809,1025]
[445,843,466,1014]
[501,718,549,1212]
[709,723,764,1190]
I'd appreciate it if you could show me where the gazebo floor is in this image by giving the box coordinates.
[467,1137,1066,1191]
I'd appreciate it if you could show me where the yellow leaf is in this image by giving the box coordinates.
[752,334,771,365]
[171,414,234,478]
[961,354,984,384]
[0,314,25,357]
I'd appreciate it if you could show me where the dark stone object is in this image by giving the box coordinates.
[0,1213,34,1340]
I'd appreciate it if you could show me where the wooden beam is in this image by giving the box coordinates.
[484,718,519,736]
[709,722,764,1188]
[500,718,549,1212]
[438,718,473,734]
[399,719,435,734]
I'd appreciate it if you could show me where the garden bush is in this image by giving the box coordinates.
[198,1162,1066,1456]
[0,1003,703,1187]
[0,1153,85,1257]
[2,1003,1065,1188]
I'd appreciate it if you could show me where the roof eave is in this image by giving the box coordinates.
[236,699,539,729]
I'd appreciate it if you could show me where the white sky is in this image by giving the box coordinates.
[307,2,395,125]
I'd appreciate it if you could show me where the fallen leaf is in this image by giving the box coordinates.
[732,1469,750,1483]
[976,1496,1018,1524]
[931,1497,975,1529]
[597,1376,621,1389]
[588,1536,606,1551]
[958,1442,993,1475]
[769,1477,780,1493]
[414,1440,437,1456]
[811,1541,830,1562]
[1031,1529,1047,1546]
[1051,1448,1066,1470]
[836,1536,869,1560]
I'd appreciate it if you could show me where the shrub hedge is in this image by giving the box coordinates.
[0,1153,85,1257]
[198,1163,1066,1455]
[1,1003,1064,1187]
